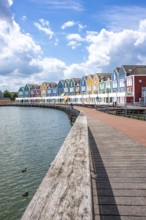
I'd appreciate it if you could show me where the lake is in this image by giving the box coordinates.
[0,106,71,220]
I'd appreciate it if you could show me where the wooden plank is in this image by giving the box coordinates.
[21,112,92,220]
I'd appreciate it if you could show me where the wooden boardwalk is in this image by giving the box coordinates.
[77,107,146,220]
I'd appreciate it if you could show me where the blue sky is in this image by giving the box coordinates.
[1,0,146,91]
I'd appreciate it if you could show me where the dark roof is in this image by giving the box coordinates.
[122,65,146,75]
[95,73,112,81]
[27,84,40,89]
[115,67,120,72]
[71,78,81,83]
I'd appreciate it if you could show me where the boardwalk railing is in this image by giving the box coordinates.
[95,105,146,121]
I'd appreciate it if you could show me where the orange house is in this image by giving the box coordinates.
[40,82,50,97]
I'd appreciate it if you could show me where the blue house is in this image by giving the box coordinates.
[111,67,120,93]
[58,80,65,96]
[80,76,87,94]
[46,83,58,96]
[0,90,3,99]
[18,86,25,97]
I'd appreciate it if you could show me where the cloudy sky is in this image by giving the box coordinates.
[1,0,146,91]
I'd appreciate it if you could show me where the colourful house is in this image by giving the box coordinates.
[40,82,50,97]
[46,83,58,96]
[111,67,120,93]
[86,75,94,94]
[98,74,111,94]
[58,80,65,96]
[69,78,81,95]
[24,84,40,97]
[93,74,100,94]
[18,86,24,97]
[125,65,146,103]
[80,76,87,94]
[64,79,70,96]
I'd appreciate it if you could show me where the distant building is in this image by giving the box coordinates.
[0,90,3,99]
[18,87,24,97]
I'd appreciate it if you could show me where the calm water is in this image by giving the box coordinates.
[0,107,71,220]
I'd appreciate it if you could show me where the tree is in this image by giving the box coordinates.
[3,90,11,99]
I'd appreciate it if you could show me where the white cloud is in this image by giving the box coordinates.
[61,21,76,30]
[34,19,54,39]
[66,33,84,41]
[22,15,27,21]
[67,41,81,49]
[98,6,146,31]
[30,0,84,11]
[61,20,86,32]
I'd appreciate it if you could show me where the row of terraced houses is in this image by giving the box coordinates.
[17,65,146,105]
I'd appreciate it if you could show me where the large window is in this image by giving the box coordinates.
[127,77,133,86]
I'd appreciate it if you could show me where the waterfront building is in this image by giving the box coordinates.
[24,84,40,97]
[18,87,24,97]
[0,90,3,99]
[64,79,70,96]
[125,65,146,103]
[80,76,87,94]
[141,87,146,105]
[40,82,50,97]
[69,78,81,95]
[93,74,100,94]
[58,80,65,96]
[86,75,94,94]
[46,83,58,96]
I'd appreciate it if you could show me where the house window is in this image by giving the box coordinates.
[120,79,125,87]
[127,77,133,86]
[139,79,142,83]
[70,88,74,92]
[113,80,117,88]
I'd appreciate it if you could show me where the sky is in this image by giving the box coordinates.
[1,0,146,91]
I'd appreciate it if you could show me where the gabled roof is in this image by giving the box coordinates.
[42,82,52,87]
[26,84,40,89]
[122,65,146,75]
[50,82,57,88]
[115,67,120,72]
[71,78,81,83]
[95,73,112,81]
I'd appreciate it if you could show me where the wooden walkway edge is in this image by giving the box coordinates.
[21,112,92,220]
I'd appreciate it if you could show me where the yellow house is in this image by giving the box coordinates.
[86,75,94,94]
[40,82,50,97]
[93,74,100,94]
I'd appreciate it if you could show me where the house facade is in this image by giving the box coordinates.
[18,87,24,97]
[58,80,65,96]
[64,79,70,96]
[24,84,40,97]
[86,75,94,94]
[80,76,87,94]
[46,83,58,96]
[40,82,50,97]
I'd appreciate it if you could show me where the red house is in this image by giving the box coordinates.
[126,66,146,103]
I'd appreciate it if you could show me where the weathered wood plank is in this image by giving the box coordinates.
[21,112,92,220]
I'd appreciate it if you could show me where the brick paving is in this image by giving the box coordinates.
[76,107,146,220]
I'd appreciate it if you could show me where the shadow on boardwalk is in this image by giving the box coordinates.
[88,128,121,220]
